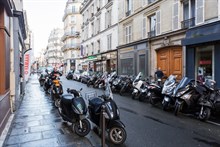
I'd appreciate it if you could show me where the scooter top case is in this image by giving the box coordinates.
[61,94,87,113]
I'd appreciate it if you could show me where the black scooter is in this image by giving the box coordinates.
[58,88,91,137]
[88,76,127,145]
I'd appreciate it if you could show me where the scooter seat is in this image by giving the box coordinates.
[61,94,74,105]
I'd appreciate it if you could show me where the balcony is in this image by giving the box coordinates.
[61,43,81,52]
[148,30,156,38]
[61,31,80,41]
[181,17,195,29]
[148,0,156,4]
[125,10,131,17]
[63,9,79,20]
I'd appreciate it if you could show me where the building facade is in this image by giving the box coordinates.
[0,0,30,136]
[62,0,83,74]
[80,0,118,73]
[182,0,220,87]
[118,0,186,78]
[45,28,64,68]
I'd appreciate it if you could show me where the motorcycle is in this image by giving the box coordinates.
[119,75,135,96]
[173,78,213,121]
[88,74,127,145]
[138,78,151,102]
[161,75,177,110]
[58,88,91,137]
[38,71,47,86]
[50,76,63,108]
[148,82,163,106]
[131,72,144,100]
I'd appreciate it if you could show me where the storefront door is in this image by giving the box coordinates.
[157,47,182,79]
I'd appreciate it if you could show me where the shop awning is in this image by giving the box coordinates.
[182,21,220,46]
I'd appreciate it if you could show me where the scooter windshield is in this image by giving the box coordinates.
[134,72,142,82]
[173,77,192,96]
[103,73,113,100]
[164,75,176,86]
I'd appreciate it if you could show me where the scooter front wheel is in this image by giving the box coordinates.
[109,126,127,145]
[74,119,91,137]
[199,107,211,121]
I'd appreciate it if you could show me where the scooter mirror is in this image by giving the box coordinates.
[80,88,83,91]
[67,88,70,93]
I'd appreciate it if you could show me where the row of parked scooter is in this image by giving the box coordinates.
[77,71,220,122]
[38,70,127,145]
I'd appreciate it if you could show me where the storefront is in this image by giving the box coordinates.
[182,21,220,88]
[88,51,117,73]
[118,42,148,77]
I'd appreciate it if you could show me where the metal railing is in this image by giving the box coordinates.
[181,17,195,29]
[148,30,156,38]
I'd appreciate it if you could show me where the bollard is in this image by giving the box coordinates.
[101,105,106,147]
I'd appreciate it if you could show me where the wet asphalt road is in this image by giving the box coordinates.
[62,76,220,147]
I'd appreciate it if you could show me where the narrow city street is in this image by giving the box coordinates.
[3,74,220,147]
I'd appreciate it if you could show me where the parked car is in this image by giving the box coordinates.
[72,70,83,81]
[79,71,94,84]
[66,70,74,80]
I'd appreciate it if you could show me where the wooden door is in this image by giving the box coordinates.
[157,47,182,80]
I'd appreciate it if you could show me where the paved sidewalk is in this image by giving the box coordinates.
[3,74,100,147]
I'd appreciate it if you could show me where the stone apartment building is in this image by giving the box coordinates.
[62,0,83,74]
[80,0,118,73]
[118,0,220,88]
[45,28,64,68]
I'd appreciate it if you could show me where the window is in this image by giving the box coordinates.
[105,9,112,28]
[139,54,146,77]
[121,58,134,75]
[196,0,204,24]
[126,0,132,16]
[96,17,100,33]
[107,34,112,50]
[91,22,94,36]
[125,25,132,43]
[181,0,195,29]
[148,14,156,37]
[148,0,156,4]
[72,6,76,13]
[97,40,100,53]
[196,45,214,82]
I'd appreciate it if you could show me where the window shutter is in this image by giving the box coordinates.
[156,11,161,35]
[172,0,179,30]
[105,12,108,29]
[118,0,124,20]
[142,17,146,38]
[196,0,204,24]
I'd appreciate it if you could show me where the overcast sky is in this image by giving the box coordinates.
[23,0,66,57]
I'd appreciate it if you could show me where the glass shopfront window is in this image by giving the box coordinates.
[139,54,146,77]
[196,45,214,82]
[121,58,134,75]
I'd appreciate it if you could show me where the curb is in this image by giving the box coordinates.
[0,114,14,147]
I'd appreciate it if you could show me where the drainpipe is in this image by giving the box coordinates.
[9,16,15,112]
[183,46,186,77]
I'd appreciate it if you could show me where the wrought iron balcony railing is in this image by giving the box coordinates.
[148,30,156,38]
[181,17,195,29]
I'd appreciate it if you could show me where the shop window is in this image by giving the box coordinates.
[121,58,133,75]
[196,45,214,82]
[139,54,146,77]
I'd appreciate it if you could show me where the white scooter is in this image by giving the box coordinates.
[131,72,144,100]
